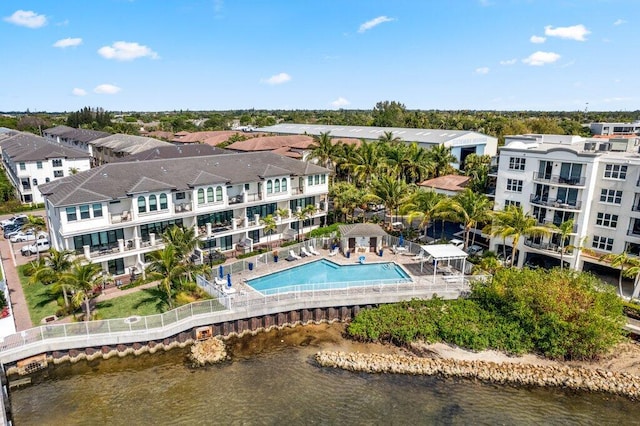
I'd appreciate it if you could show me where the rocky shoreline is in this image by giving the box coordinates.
[315,350,640,399]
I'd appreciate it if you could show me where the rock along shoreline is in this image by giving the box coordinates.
[314,351,640,399]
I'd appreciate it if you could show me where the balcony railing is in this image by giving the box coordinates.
[524,238,574,255]
[291,187,304,195]
[627,228,640,237]
[174,203,193,213]
[543,219,578,233]
[533,172,585,186]
[529,194,581,210]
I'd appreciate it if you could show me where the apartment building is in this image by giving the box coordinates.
[0,131,91,204]
[43,125,110,155]
[589,121,640,136]
[493,134,640,277]
[39,152,330,277]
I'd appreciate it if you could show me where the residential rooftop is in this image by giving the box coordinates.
[0,132,90,162]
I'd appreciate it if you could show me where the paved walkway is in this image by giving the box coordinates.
[0,236,32,331]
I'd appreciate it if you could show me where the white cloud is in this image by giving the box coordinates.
[358,16,395,33]
[522,51,561,66]
[98,41,158,61]
[53,37,82,48]
[544,24,590,41]
[94,84,122,95]
[530,35,546,44]
[4,10,47,28]
[262,72,291,85]
[331,97,350,107]
[72,88,87,96]
[475,67,489,75]
[613,19,626,26]
[603,96,633,103]
[499,58,517,66]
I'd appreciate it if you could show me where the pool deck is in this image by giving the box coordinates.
[227,248,466,295]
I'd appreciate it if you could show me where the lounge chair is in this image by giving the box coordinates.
[289,250,301,260]
[301,247,313,257]
[308,245,320,255]
[327,248,339,257]
[214,276,226,286]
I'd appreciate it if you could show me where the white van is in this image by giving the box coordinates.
[21,239,50,256]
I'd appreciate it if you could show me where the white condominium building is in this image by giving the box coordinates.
[493,134,640,276]
[39,151,330,278]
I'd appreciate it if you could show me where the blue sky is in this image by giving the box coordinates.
[0,0,638,112]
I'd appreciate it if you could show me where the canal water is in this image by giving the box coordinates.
[10,324,640,425]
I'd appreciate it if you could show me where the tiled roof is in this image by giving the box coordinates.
[39,151,329,207]
[338,223,388,237]
[226,135,315,151]
[43,125,110,143]
[113,144,225,162]
[0,132,90,162]
[90,134,171,155]
[418,174,470,192]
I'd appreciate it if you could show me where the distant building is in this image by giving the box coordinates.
[589,121,640,136]
[418,174,471,196]
[0,131,91,204]
[256,123,498,167]
[42,125,110,155]
[113,144,226,162]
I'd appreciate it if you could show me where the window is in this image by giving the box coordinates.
[215,186,223,202]
[604,164,627,180]
[321,175,326,184]
[54,170,63,178]
[207,187,214,203]
[244,183,250,191]
[36,161,42,169]
[314,175,320,185]
[159,194,168,210]
[24,194,32,203]
[275,179,280,192]
[509,157,526,171]
[175,192,185,200]
[267,180,273,194]
[197,188,205,204]
[505,200,521,208]
[600,189,623,204]
[308,176,313,186]
[592,235,614,251]
[596,212,618,228]
[19,162,25,171]
[45,178,50,183]
[79,205,90,219]
[138,196,147,213]
[282,178,288,191]
[149,195,158,211]
[32,179,38,186]
[52,159,62,167]
[506,179,523,192]
[66,207,77,221]
[93,203,103,218]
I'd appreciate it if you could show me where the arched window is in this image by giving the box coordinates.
[197,188,205,204]
[274,179,280,192]
[308,176,313,186]
[159,193,168,210]
[32,178,38,186]
[216,186,223,202]
[207,187,214,203]
[267,180,273,194]
[282,178,288,191]
[149,195,157,211]
[137,196,146,213]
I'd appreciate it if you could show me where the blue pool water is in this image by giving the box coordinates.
[247,259,411,293]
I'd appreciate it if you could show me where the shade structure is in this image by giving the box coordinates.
[218,265,224,279]
[417,244,469,283]
[226,273,232,288]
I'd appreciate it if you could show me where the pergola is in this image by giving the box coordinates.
[419,244,468,283]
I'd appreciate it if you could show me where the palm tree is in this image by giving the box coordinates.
[402,190,444,241]
[444,189,493,249]
[463,153,492,192]
[486,205,551,267]
[276,207,290,223]
[600,251,634,297]
[308,131,341,172]
[261,214,277,248]
[426,145,457,178]
[146,245,185,309]
[548,219,575,270]
[30,249,74,308]
[402,143,432,184]
[378,131,402,145]
[62,262,101,320]
[293,204,317,242]
[162,225,199,262]
[350,140,384,185]
[368,175,410,227]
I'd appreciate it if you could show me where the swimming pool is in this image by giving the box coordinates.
[246,259,412,294]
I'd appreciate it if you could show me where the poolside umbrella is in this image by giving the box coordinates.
[399,234,404,247]
[218,265,224,279]
[226,273,232,288]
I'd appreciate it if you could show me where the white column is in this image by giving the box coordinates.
[118,239,125,253]
[150,233,156,246]
[206,222,212,237]
[254,214,260,226]
[83,245,91,260]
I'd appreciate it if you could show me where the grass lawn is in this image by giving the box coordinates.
[18,265,59,324]
[94,289,164,320]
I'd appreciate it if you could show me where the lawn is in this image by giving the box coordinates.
[94,289,164,320]
[18,264,58,324]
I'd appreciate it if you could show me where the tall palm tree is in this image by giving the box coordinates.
[600,251,634,297]
[402,189,444,240]
[444,189,493,249]
[548,219,575,270]
[261,214,277,248]
[146,245,185,309]
[308,131,341,172]
[162,225,199,262]
[427,145,457,178]
[368,175,410,227]
[30,249,74,308]
[62,262,101,320]
[350,140,384,185]
[402,143,432,184]
[293,204,317,242]
[334,142,358,183]
[486,205,551,267]
[378,131,402,145]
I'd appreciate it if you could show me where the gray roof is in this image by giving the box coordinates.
[39,151,329,207]
[113,144,226,162]
[90,134,171,155]
[338,223,388,238]
[256,123,490,145]
[0,132,91,162]
[43,125,110,143]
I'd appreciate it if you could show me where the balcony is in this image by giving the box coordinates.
[529,195,582,211]
[524,238,574,255]
[543,219,578,233]
[291,187,304,195]
[174,203,193,213]
[110,211,132,224]
[228,194,244,205]
[532,172,585,187]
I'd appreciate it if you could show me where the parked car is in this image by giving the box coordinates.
[449,239,464,249]
[466,245,484,256]
[10,230,47,243]
[0,214,27,228]
[3,225,23,239]
[21,239,50,256]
